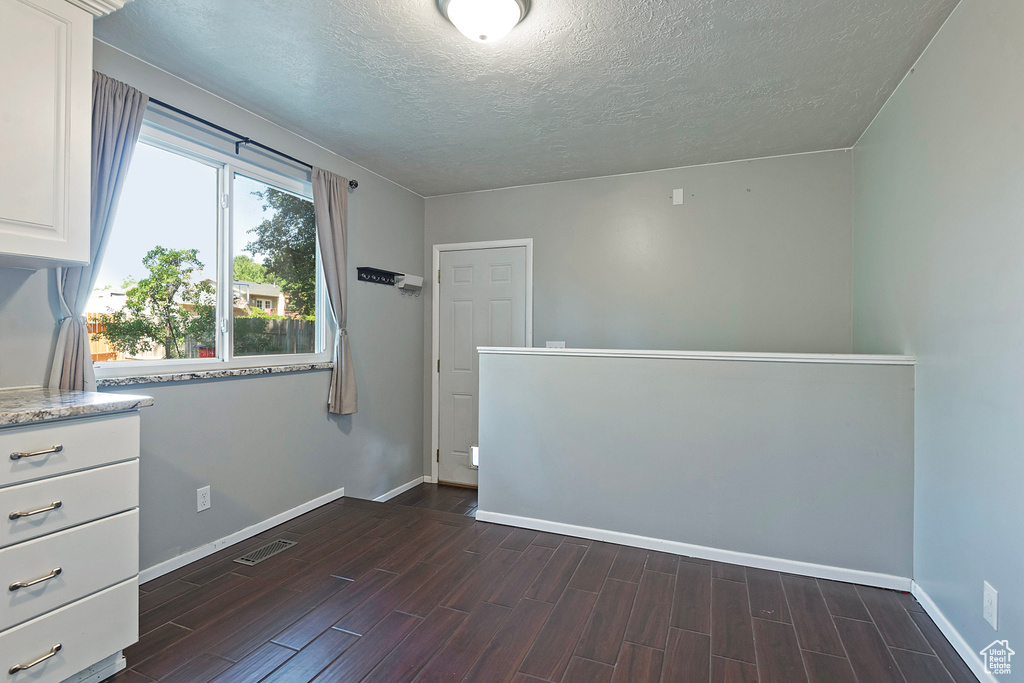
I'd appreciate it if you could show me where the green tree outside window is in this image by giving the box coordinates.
[95,247,215,359]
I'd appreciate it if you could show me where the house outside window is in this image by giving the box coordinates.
[88,121,330,377]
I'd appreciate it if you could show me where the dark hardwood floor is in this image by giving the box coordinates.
[389,482,478,517]
[110,484,974,683]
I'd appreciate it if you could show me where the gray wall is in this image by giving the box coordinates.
[0,42,426,570]
[103,366,419,570]
[424,151,855,473]
[0,269,60,387]
[478,352,915,579]
[852,0,1024,665]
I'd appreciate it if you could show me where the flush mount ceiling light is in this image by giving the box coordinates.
[437,0,530,43]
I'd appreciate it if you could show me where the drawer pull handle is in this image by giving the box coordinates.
[8,643,61,674]
[9,501,62,521]
[9,567,62,591]
[9,445,63,461]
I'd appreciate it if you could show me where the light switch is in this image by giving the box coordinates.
[672,189,685,205]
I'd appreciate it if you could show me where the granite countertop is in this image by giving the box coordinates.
[0,387,154,427]
[96,361,333,387]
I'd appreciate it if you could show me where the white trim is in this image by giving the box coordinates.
[477,346,915,366]
[138,487,344,583]
[476,510,912,591]
[424,148,851,199]
[423,476,438,484]
[140,126,313,196]
[912,581,996,683]
[66,0,132,16]
[431,239,534,484]
[432,238,537,254]
[373,476,425,502]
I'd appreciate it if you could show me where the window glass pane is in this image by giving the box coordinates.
[232,174,317,356]
[88,142,219,362]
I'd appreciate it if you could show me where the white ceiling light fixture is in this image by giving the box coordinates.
[437,0,530,43]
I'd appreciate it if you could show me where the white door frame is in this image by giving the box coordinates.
[429,239,534,484]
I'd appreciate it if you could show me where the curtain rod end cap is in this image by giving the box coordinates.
[348,179,358,190]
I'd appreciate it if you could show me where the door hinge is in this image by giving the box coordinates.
[436,449,440,462]
[437,269,441,284]
[437,359,440,373]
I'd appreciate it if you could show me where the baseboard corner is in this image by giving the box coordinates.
[911,581,996,683]
[373,476,426,502]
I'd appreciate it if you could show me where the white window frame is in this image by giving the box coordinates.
[94,124,332,381]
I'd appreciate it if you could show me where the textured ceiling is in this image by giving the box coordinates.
[95,0,959,196]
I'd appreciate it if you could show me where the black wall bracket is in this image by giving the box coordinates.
[357,267,399,286]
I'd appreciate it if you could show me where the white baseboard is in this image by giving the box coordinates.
[912,581,994,683]
[476,510,912,591]
[139,487,345,584]
[423,475,437,484]
[374,476,425,502]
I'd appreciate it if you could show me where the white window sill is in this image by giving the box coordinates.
[96,362,334,387]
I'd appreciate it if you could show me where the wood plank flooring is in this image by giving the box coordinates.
[109,485,974,683]
[389,483,478,517]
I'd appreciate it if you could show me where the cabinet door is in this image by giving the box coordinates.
[0,510,138,631]
[0,0,91,269]
[0,578,137,683]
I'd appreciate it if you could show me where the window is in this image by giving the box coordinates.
[89,123,329,376]
[231,174,319,357]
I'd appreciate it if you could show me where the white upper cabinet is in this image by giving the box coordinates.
[0,0,92,270]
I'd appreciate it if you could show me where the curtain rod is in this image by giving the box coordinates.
[148,98,358,189]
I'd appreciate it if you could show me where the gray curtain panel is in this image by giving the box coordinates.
[312,167,358,415]
[49,72,149,391]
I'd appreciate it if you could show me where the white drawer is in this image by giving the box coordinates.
[0,578,137,683]
[1,460,138,548]
[0,510,138,632]
[0,414,139,488]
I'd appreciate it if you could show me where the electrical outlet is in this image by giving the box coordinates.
[197,486,211,512]
[984,581,998,630]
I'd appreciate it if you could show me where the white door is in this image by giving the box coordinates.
[438,246,528,486]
